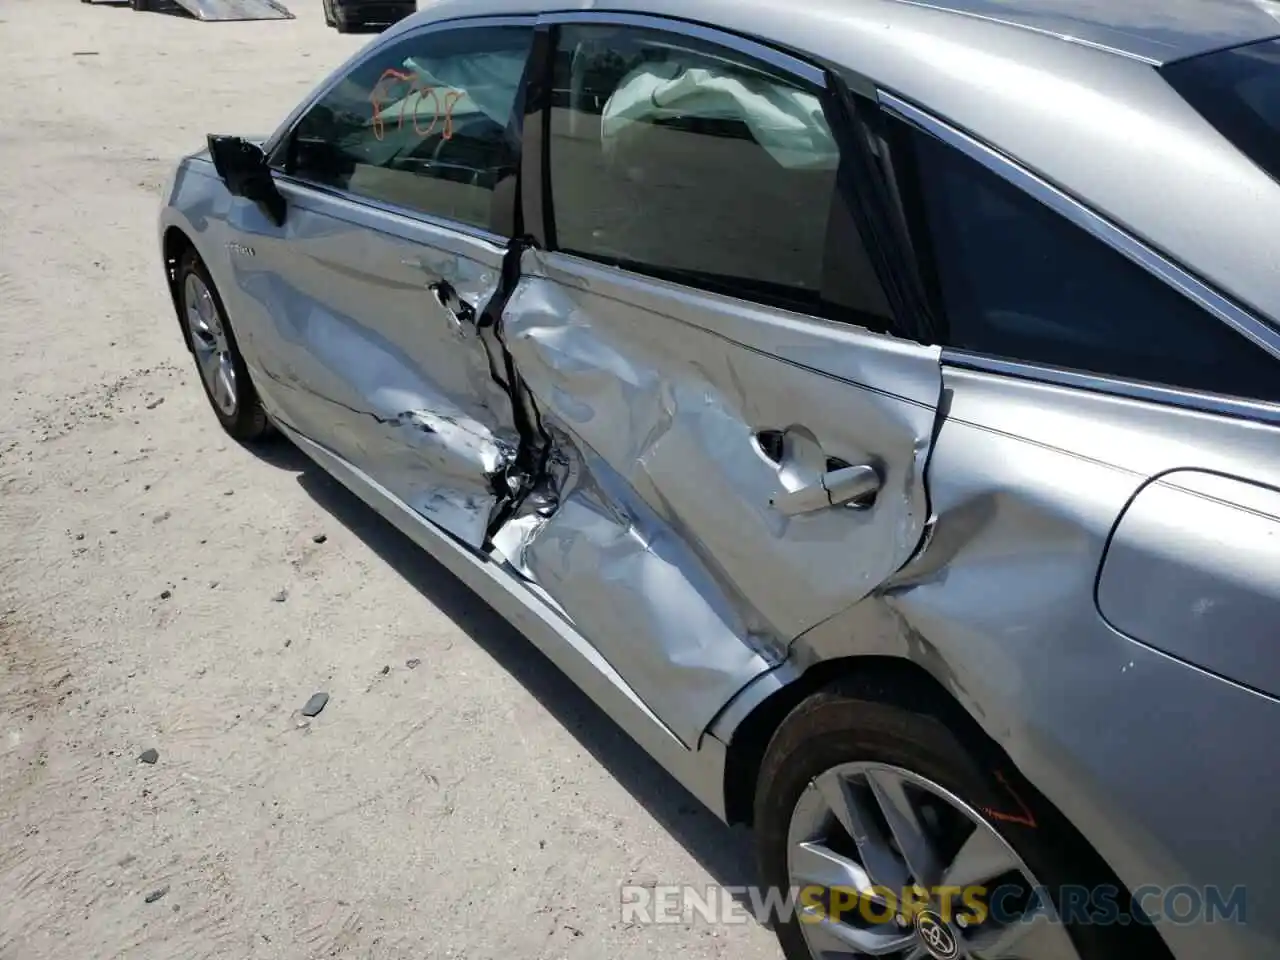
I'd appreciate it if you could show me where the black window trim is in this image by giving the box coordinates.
[878,89,1280,423]
[260,13,539,243]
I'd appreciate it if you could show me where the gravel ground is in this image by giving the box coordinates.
[0,3,782,958]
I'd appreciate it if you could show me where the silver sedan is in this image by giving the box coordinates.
[157,1,1280,958]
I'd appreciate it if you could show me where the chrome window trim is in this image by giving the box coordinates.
[265,14,538,159]
[877,90,1280,372]
[536,10,827,88]
[261,12,538,233]
[943,350,1280,426]
[255,11,827,271]
[271,172,509,246]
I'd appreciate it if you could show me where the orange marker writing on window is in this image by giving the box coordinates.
[369,68,462,142]
[369,67,416,141]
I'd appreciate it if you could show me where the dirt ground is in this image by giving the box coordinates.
[0,3,782,957]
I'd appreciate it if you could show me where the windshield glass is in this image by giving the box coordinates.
[1162,36,1280,185]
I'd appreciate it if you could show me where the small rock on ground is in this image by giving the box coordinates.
[300,692,329,718]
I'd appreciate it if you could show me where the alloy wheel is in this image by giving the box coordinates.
[786,762,1082,960]
[183,272,238,417]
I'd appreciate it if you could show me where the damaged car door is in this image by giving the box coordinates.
[236,21,535,546]
[491,18,944,746]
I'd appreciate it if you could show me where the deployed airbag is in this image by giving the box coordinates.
[601,62,838,170]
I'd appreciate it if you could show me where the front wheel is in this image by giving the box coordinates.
[176,249,271,442]
[321,0,335,27]
[754,681,1169,960]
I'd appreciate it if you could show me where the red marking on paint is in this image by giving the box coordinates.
[983,771,1038,829]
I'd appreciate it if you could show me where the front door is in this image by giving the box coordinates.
[489,19,944,745]
[224,20,535,547]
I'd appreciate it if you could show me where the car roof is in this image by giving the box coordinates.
[402,0,1280,327]
[889,0,1280,65]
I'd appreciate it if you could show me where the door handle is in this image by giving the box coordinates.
[770,464,881,516]
[429,280,476,334]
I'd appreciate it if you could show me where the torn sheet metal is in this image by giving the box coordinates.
[491,426,775,745]
[261,292,518,545]
[489,251,941,742]
[170,0,294,20]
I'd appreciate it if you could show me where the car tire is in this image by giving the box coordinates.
[130,0,151,10]
[175,249,271,443]
[754,680,1171,960]
[322,0,335,27]
[332,2,357,33]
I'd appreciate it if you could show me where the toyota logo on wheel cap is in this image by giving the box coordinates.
[914,910,960,960]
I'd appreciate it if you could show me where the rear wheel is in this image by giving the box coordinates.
[321,0,335,27]
[176,249,270,442]
[332,1,357,33]
[754,682,1170,960]
[130,0,152,10]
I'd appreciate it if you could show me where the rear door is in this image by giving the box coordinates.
[223,19,534,546]
[492,16,944,745]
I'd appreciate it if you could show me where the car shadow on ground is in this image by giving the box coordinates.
[253,437,763,896]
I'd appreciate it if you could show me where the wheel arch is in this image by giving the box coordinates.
[162,225,199,351]
[718,650,1175,958]
[720,654,968,828]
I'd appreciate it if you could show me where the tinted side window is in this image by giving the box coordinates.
[908,127,1280,401]
[284,26,532,231]
[546,24,890,325]
[1162,37,1280,186]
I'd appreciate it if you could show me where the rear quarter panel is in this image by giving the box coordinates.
[1098,470,1280,696]
[794,368,1280,959]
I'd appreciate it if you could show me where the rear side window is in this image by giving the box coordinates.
[283,26,532,231]
[905,126,1280,402]
[544,23,892,328]
[1162,37,1280,186]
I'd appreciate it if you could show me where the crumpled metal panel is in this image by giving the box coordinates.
[170,0,294,20]
[491,427,774,743]
[824,365,1280,960]
[222,185,516,548]
[491,251,941,743]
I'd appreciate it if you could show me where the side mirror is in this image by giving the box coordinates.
[207,135,286,227]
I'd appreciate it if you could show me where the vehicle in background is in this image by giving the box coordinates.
[157,1,1280,957]
[104,0,295,19]
[323,0,415,33]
